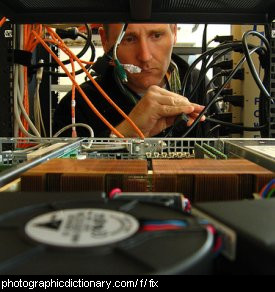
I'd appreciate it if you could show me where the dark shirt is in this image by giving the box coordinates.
[53,54,210,138]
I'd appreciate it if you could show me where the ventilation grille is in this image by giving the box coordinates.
[3,0,129,12]
[270,22,275,137]
[1,0,273,12]
[155,0,266,11]
[1,0,274,25]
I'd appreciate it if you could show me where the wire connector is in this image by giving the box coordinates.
[213,35,233,43]
[122,64,142,74]
[56,27,79,40]
[212,60,233,70]
[36,59,44,82]
[213,88,233,96]
[223,95,244,107]
[222,68,244,80]
[114,59,128,83]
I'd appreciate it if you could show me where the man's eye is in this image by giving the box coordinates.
[122,36,135,43]
[152,33,162,39]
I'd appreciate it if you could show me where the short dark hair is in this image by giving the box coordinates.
[102,23,175,39]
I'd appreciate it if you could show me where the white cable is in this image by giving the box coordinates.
[13,25,41,138]
[12,143,43,152]
[53,123,94,138]
[34,82,41,133]
[207,38,215,47]
[34,61,46,136]
[13,27,20,137]
[113,24,126,60]
[16,81,41,136]
[14,65,41,138]
[112,24,141,75]
[37,83,47,136]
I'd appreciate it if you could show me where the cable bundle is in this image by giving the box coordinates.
[33,26,144,139]
[177,30,272,138]
[259,178,275,199]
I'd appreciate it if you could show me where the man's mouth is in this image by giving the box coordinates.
[141,68,155,73]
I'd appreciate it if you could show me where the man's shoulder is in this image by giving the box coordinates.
[80,69,115,94]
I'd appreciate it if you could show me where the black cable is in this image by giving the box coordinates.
[179,34,270,138]
[47,34,94,77]
[242,30,271,137]
[180,46,259,138]
[206,90,223,114]
[33,24,92,71]
[111,23,140,106]
[206,117,267,131]
[264,24,271,41]
[198,24,208,105]
[187,42,264,104]
[36,24,94,77]
[114,69,138,106]
[207,124,221,137]
[181,41,243,96]
[204,72,223,97]
[193,24,207,137]
[77,32,96,63]
[52,24,92,66]
[166,45,237,137]
[189,47,235,102]
[182,41,266,99]
[242,30,270,100]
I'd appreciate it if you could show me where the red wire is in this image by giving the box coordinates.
[140,225,183,232]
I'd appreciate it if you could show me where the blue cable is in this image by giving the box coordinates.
[143,220,188,227]
[262,179,275,198]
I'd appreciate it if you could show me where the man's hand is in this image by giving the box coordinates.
[115,85,205,137]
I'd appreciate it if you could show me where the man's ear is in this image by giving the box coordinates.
[99,26,108,53]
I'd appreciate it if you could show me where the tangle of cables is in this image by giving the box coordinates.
[178,30,271,138]
[4,21,273,142]
[33,26,144,139]
[9,23,145,143]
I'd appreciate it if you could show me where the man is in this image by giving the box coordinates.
[53,23,206,138]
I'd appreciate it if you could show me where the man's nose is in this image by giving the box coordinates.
[137,38,152,63]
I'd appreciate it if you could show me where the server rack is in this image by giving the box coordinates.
[270,22,275,137]
[0,0,274,138]
[0,22,13,138]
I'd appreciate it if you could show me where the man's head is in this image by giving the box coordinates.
[99,23,177,94]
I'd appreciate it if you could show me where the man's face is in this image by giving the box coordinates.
[101,23,177,94]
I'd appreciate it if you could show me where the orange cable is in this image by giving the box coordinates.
[0,17,6,28]
[70,57,77,137]
[79,60,94,65]
[43,38,94,66]
[45,26,145,139]
[33,30,124,138]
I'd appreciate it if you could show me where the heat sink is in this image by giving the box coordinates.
[152,159,274,202]
[21,159,148,193]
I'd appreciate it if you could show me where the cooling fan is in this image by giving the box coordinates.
[0,191,214,275]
